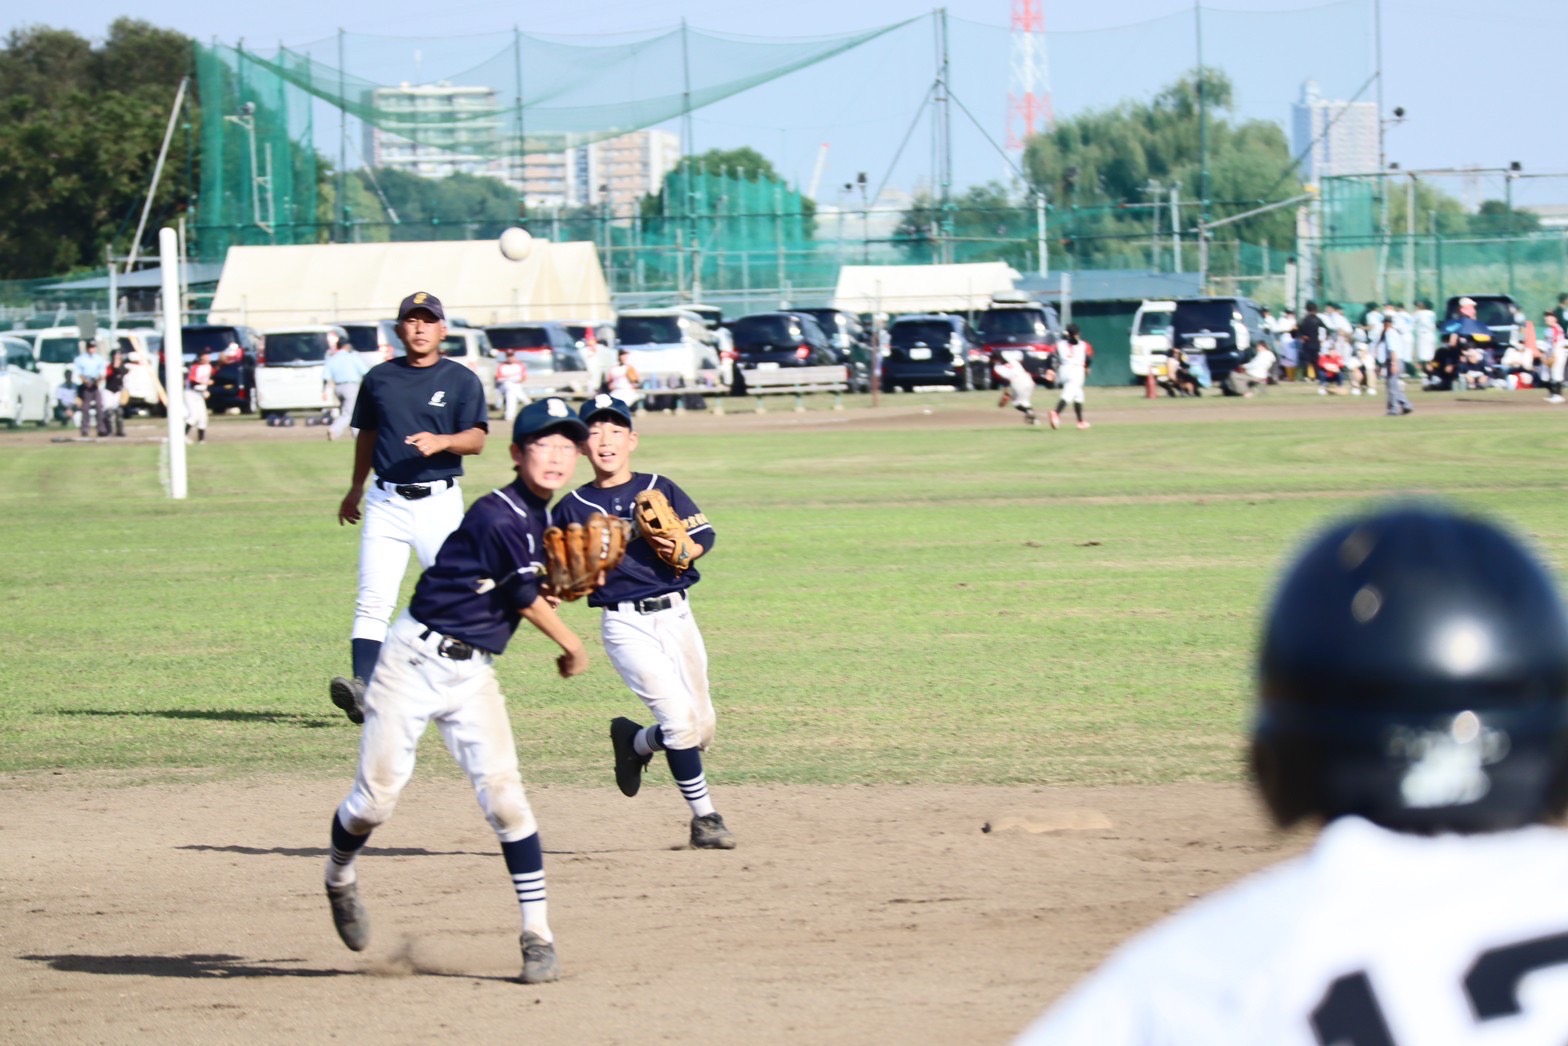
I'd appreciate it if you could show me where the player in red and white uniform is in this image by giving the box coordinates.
[1018,504,1568,1045]
[993,350,1039,425]
[184,349,216,444]
[1542,310,1567,404]
[1046,324,1092,430]
[496,349,529,421]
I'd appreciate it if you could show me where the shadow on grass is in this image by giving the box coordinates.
[19,952,347,978]
[48,708,338,727]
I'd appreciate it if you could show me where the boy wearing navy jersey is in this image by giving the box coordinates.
[330,291,488,725]
[323,397,592,985]
[553,394,734,849]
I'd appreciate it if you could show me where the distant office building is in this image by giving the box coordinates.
[1291,80,1378,183]
[525,129,682,216]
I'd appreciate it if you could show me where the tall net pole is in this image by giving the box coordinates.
[1005,0,1052,154]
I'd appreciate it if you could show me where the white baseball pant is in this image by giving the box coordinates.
[1057,368,1086,405]
[601,595,715,751]
[329,381,360,440]
[338,612,537,842]
[352,481,464,643]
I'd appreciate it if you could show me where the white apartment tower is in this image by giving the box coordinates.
[1291,80,1379,184]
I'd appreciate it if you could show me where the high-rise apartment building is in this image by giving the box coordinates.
[1291,80,1379,184]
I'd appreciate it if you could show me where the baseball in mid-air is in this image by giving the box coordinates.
[498,226,533,261]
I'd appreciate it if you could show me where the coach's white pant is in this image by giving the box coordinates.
[352,481,464,644]
[329,381,360,440]
[338,612,537,842]
[601,595,715,750]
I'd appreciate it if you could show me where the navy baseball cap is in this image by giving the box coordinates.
[513,396,588,445]
[397,291,445,322]
[579,393,634,430]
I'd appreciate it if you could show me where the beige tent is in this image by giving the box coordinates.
[832,262,1021,315]
[206,240,612,329]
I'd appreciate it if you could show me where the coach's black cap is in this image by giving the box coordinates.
[397,291,445,322]
[579,393,634,430]
[513,396,588,445]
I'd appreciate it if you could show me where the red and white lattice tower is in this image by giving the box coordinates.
[1006,0,1053,153]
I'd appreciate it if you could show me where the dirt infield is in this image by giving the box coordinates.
[0,775,1308,1044]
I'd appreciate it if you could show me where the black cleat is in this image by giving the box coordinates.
[326,881,370,951]
[329,676,366,725]
[690,812,737,850]
[610,716,652,797]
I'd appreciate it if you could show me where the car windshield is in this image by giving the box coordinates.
[731,316,801,347]
[617,316,682,345]
[800,309,843,332]
[1137,311,1174,335]
[5,344,32,368]
[183,328,244,357]
[1459,300,1516,327]
[489,327,554,350]
[38,337,79,364]
[440,334,475,357]
[264,332,331,364]
[891,321,954,348]
[978,309,1047,339]
[342,325,387,353]
[1173,301,1235,332]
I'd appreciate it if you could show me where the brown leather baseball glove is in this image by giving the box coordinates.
[542,513,632,600]
[632,489,702,572]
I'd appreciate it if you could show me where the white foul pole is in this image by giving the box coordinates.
[159,228,188,499]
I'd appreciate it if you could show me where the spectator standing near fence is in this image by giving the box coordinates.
[497,349,529,422]
[1294,302,1325,381]
[1374,314,1413,416]
[1411,300,1437,366]
[605,350,642,412]
[325,333,367,442]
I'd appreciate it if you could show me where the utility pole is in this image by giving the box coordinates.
[934,9,954,264]
[1036,190,1048,278]
[1170,183,1182,273]
[1195,4,1210,290]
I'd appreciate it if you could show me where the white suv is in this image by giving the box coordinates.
[1129,300,1176,379]
[614,308,720,387]
[256,325,343,416]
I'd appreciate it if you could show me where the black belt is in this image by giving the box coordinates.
[378,478,455,500]
[418,627,478,660]
[611,592,684,614]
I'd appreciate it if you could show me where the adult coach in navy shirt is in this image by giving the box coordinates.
[330,291,488,724]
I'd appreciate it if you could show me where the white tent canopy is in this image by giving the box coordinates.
[206,240,612,329]
[832,262,1021,315]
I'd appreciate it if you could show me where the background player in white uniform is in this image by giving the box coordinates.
[184,349,214,444]
[1047,323,1092,430]
[994,350,1039,425]
[1018,504,1568,1045]
[552,395,734,849]
[323,397,593,985]
[330,292,488,723]
[1542,309,1566,404]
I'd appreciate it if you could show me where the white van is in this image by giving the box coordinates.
[1129,299,1176,379]
[27,326,86,390]
[614,308,720,387]
[440,327,499,411]
[256,325,343,416]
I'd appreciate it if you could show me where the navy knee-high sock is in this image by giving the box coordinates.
[501,834,551,940]
[326,812,371,885]
[665,746,717,818]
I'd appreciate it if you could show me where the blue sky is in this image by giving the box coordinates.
[15,0,1565,207]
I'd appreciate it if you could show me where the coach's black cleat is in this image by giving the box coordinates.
[610,716,652,797]
[519,931,560,984]
[329,676,366,725]
[326,881,370,951]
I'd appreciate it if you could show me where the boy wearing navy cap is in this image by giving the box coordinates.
[553,394,734,849]
[322,396,592,985]
[330,291,489,724]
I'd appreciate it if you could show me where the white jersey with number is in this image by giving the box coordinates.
[1018,816,1568,1045]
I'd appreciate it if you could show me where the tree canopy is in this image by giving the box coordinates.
[0,20,194,279]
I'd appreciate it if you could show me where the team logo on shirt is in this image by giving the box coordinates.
[428,391,447,406]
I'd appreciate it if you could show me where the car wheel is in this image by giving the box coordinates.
[880,377,895,394]
[900,383,914,393]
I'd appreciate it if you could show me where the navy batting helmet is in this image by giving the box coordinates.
[1252,505,1568,834]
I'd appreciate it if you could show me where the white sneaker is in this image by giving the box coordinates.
[1550,395,1565,404]
[1317,387,1327,396]
[1351,388,1361,396]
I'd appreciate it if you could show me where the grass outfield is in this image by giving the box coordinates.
[4,386,1567,785]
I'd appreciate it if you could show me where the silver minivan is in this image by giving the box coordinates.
[614,308,720,386]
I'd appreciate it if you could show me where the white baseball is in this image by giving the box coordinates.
[498,227,533,261]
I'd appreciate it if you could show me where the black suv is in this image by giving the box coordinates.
[975,303,1060,387]
[180,324,262,366]
[1169,297,1267,393]
[881,314,981,392]
[727,312,838,393]
[1443,294,1522,348]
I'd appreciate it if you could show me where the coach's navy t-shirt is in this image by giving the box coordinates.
[353,357,487,484]
[409,481,548,654]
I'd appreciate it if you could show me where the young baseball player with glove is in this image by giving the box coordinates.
[1019,504,1568,1043]
[993,349,1039,425]
[323,397,611,985]
[552,394,734,850]
[331,292,488,724]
